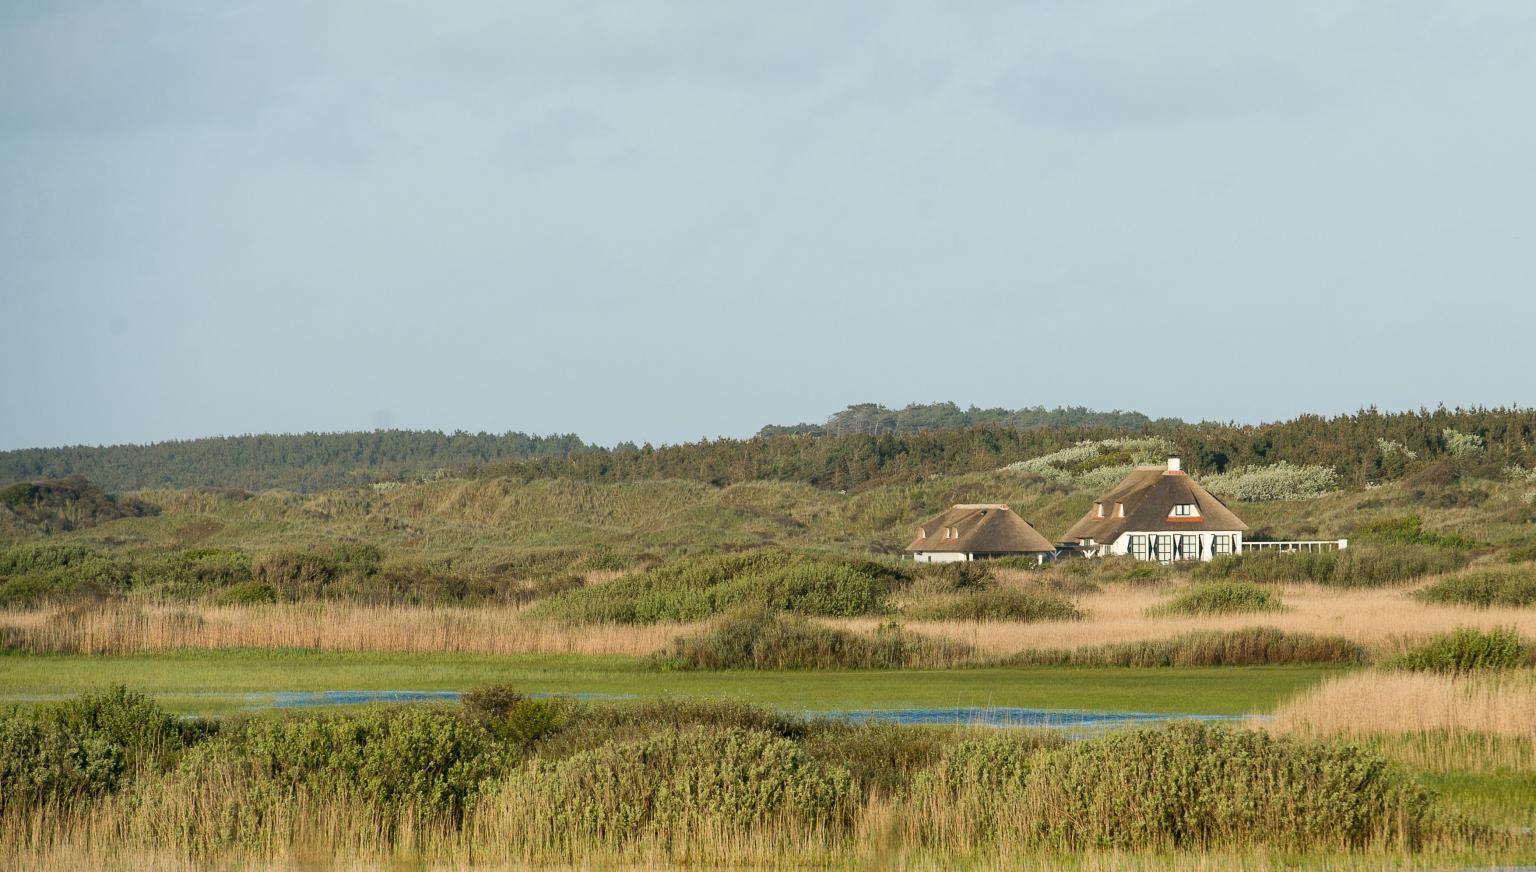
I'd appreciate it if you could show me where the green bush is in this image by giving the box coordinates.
[1194,551,1338,584]
[1018,723,1435,850]
[498,726,856,842]
[532,550,906,624]
[180,707,511,816]
[1384,627,1530,672]
[652,607,973,670]
[1148,581,1283,617]
[1415,569,1536,608]
[37,685,209,765]
[461,685,563,747]
[213,580,279,605]
[908,732,1065,842]
[1006,627,1366,667]
[902,588,1081,622]
[1353,515,1476,550]
[1194,545,1468,588]
[0,716,124,812]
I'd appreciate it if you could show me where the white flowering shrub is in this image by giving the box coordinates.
[1201,462,1340,502]
[1376,439,1417,460]
[1002,437,1177,488]
[1503,465,1536,484]
[1442,428,1484,458]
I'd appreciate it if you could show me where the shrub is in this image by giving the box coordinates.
[1195,545,1469,587]
[213,580,279,605]
[1415,569,1536,608]
[532,550,906,624]
[1148,581,1283,617]
[652,607,973,670]
[1194,551,1337,584]
[1384,627,1530,673]
[0,716,124,812]
[495,726,856,842]
[1017,723,1435,850]
[1007,627,1365,667]
[37,685,208,765]
[462,684,562,747]
[908,732,1066,843]
[1352,515,1475,550]
[1333,545,1470,586]
[902,588,1081,622]
[1201,462,1340,501]
[179,707,511,817]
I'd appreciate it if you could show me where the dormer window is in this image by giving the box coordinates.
[1171,503,1199,518]
[917,527,926,540]
[1115,502,1125,518]
[943,526,958,539]
[1094,503,1105,519]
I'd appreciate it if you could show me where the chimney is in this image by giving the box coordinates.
[1167,457,1181,473]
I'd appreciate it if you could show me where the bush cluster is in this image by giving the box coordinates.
[1006,627,1365,667]
[1383,627,1531,672]
[496,726,856,842]
[652,607,972,670]
[532,550,906,624]
[1414,569,1536,608]
[902,587,1081,622]
[1148,581,1283,617]
[1194,544,1469,588]
[1201,462,1340,501]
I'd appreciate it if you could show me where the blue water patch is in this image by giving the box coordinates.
[245,690,632,710]
[808,707,1249,732]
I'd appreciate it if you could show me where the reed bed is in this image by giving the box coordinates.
[832,583,1536,659]
[0,602,681,657]
[1269,670,1536,741]
[5,581,1536,662]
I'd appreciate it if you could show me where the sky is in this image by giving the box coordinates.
[3,1,1535,450]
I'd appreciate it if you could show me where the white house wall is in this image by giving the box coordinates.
[912,551,971,563]
[1108,531,1244,562]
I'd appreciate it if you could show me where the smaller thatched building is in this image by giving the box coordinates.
[905,504,1056,564]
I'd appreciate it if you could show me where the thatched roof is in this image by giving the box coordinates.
[905,504,1055,554]
[1061,466,1248,544]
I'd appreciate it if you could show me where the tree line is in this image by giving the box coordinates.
[0,430,586,493]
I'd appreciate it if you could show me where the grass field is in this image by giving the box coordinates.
[0,650,1338,716]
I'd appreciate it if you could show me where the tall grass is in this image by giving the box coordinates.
[1148,581,1283,617]
[1194,545,1471,587]
[1270,670,1536,740]
[1005,627,1365,667]
[1382,627,1531,673]
[0,689,1474,868]
[1415,567,1536,608]
[653,607,974,670]
[530,549,906,624]
[902,588,1082,622]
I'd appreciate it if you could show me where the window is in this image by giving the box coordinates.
[917,528,926,540]
[1094,503,1105,519]
[1154,535,1174,562]
[1172,503,1198,517]
[1115,502,1125,518]
[1213,535,1234,555]
[1179,534,1200,560]
[1129,535,1149,560]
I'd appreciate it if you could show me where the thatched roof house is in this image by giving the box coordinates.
[905,504,1055,564]
[1060,458,1248,562]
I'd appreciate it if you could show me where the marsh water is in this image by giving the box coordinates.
[243,690,1250,731]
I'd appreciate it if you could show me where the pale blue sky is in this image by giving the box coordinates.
[3,1,1535,449]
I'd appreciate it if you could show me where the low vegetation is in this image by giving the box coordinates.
[651,607,974,670]
[530,550,907,624]
[1194,541,1471,588]
[1383,627,1532,673]
[1416,568,1536,608]
[1006,627,1365,667]
[902,587,1081,622]
[0,687,1479,866]
[1148,581,1284,617]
